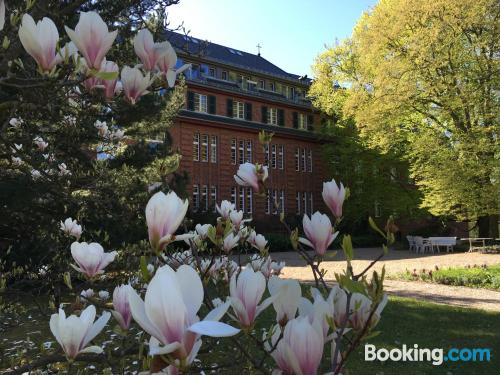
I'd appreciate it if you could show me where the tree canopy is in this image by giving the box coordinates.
[310,0,499,235]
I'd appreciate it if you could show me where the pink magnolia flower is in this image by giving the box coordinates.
[216,200,235,220]
[33,136,48,151]
[234,163,268,193]
[65,11,117,70]
[229,267,274,329]
[145,191,189,252]
[128,265,238,362]
[111,284,133,330]
[269,316,324,375]
[247,231,268,252]
[133,29,171,71]
[299,212,338,256]
[120,66,154,104]
[70,241,117,278]
[100,60,121,99]
[223,232,240,253]
[268,276,301,325]
[60,217,82,239]
[18,14,60,72]
[49,305,110,359]
[322,178,346,218]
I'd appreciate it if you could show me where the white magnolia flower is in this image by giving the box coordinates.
[60,217,82,239]
[49,305,110,359]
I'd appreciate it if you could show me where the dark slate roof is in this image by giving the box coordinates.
[164,30,310,84]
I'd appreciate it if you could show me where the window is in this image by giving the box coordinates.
[193,133,200,161]
[271,144,276,169]
[210,136,217,163]
[192,185,199,212]
[233,101,245,119]
[289,87,295,99]
[209,67,215,77]
[374,201,382,218]
[267,108,277,125]
[201,185,208,212]
[278,145,284,170]
[295,148,300,171]
[303,192,307,216]
[238,187,245,212]
[246,188,253,214]
[221,71,228,80]
[269,82,275,91]
[264,144,269,166]
[266,189,271,214]
[246,140,252,163]
[211,186,217,212]
[309,192,313,215]
[238,140,245,164]
[301,149,306,171]
[307,150,312,172]
[259,80,265,89]
[231,139,236,164]
[296,192,301,214]
[298,113,307,130]
[201,134,208,162]
[279,190,285,214]
[194,93,207,113]
[272,190,278,214]
[230,187,237,206]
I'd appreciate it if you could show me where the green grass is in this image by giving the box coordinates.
[392,264,500,290]
[345,296,499,375]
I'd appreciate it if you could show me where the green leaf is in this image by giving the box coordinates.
[341,234,354,261]
[93,70,119,81]
[339,275,367,295]
[140,256,150,282]
[368,216,386,239]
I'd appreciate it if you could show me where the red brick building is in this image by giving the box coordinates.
[167,32,327,228]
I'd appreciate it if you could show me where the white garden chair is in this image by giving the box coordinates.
[414,236,432,253]
[407,235,417,252]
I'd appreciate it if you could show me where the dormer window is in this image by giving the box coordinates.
[209,67,215,77]
[259,80,265,89]
[221,71,228,80]
[269,82,275,91]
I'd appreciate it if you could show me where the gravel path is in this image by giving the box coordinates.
[273,248,500,312]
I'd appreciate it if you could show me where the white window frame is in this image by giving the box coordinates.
[211,186,217,213]
[307,149,312,172]
[267,107,277,125]
[266,189,271,215]
[272,190,278,214]
[201,185,208,212]
[278,145,284,170]
[230,187,237,206]
[238,140,245,164]
[295,148,300,171]
[193,133,200,161]
[309,192,313,215]
[303,192,307,216]
[246,140,252,163]
[233,101,245,119]
[201,134,209,162]
[279,190,285,214]
[246,188,253,214]
[194,93,207,113]
[192,185,199,212]
[301,148,306,171]
[231,138,236,165]
[298,113,307,130]
[264,144,270,166]
[296,192,301,214]
[271,144,277,169]
[210,135,217,163]
[238,187,245,212]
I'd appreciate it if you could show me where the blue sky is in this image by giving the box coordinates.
[167,0,378,77]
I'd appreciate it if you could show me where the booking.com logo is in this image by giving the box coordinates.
[365,344,492,366]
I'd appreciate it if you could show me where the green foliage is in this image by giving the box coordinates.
[310,0,499,226]
[396,264,500,290]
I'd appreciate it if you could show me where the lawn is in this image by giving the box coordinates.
[391,264,500,290]
[1,296,498,374]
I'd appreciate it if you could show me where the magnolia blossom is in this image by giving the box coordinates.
[31,169,41,180]
[70,241,117,278]
[0,0,5,31]
[229,210,250,230]
[234,163,268,193]
[216,200,235,219]
[109,128,125,141]
[271,261,285,276]
[12,143,22,152]
[146,191,190,252]
[156,41,177,86]
[322,178,346,218]
[11,156,22,166]
[121,66,154,104]
[195,224,211,239]
[112,284,133,330]
[133,29,171,71]
[18,14,60,72]
[33,136,48,151]
[49,305,110,359]
[299,212,338,256]
[101,60,122,98]
[268,276,301,325]
[98,290,110,300]
[223,232,240,253]
[80,288,94,299]
[9,118,23,128]
[60,217,82,239]
[247,231,268,252]
[65,11,117,70]
[95,120,109,137]
[229,267,274,328]
[58,163,71,176]
[269,316,324,375]
[128,265,239,364]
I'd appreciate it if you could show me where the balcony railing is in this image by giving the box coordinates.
[185,72,312,107]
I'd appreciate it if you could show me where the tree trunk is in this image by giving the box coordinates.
[477,215,499,238]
